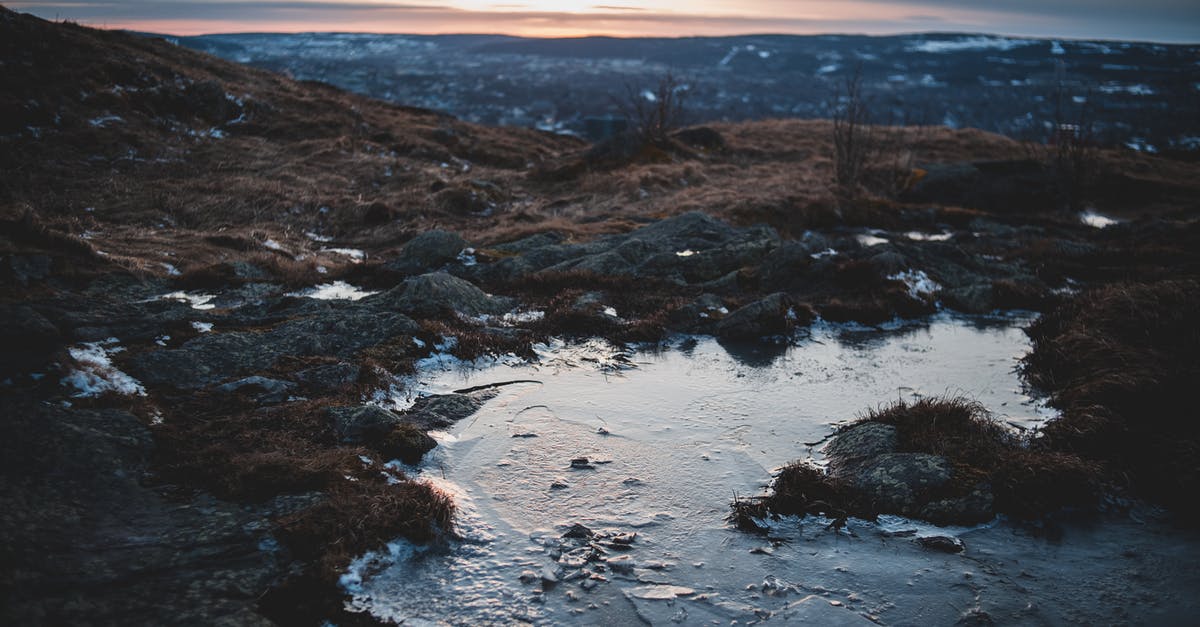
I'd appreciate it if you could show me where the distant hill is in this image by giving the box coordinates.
[176,31,1200,152]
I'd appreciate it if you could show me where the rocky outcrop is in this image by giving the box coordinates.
[370,272,513,317]
[716,293,810,340]
[384,229,468,276]
[129,306,418,388]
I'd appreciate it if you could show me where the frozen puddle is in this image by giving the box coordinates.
[347,314,1200,625]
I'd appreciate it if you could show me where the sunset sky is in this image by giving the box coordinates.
[10,0,1200,42]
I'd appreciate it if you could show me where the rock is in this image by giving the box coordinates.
[570,457,596,470]
[384,230,468,275]
[825,423,899,472]
[292,362,360,392]
[837,453,954,514]
[215,376,296,404]
[562,523,594,539]
[7,254,52,284]
[519,570,539,584]
[919,484,995,526]
[0,402,285,625]
[672,126,725,150]
[550,479,570,490]
[491,231,565,254]
[371,272,512,317]
[917,535,966,553]
[716,293,805,339]
[541,565,561,586]
[0,304,61,373]
[374,424,438,465]
[327,405,403,442]
[942,284,994,314]
[130,306,417,388]
[399,394,483,430]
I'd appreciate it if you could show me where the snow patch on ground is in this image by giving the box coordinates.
[888,269,941,299]
[322,248,366,263]
[62,339,146,397]
[287,281,378,301]
[158,291,217,310]
[1080,210,1119,228]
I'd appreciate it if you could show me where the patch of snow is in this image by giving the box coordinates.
[322,248,366,263]
[675,249,696,257]
[316,265,329,274]
[191,321,214,333]
[908,36,1033,54]
[603,306,619,318]
[160,262,181,276]
[905,231,953,242]
[305,231,334,242]
[888,269,941,299]
[62,339,146,398]
[457,248,477,266]
[1050,41,1065,55]
[817,64,839,75]
[810,248,838,259]
[158,291,217,310]
[287,281,378,301]
[1080,210,1118,228]
[88,115,123,128]
[262,238,285,251]
[1099,83,1154,96]
[856,234,889,247]
[1124,138,1157,153]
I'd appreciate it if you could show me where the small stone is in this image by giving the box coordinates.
[570,457,594,469]
[750,546,775,555]
[562,523,594,539]
[610,532,636,545]
[550,479,570,490]
[917,535,965,553]
[512,432,538,438]
[541,565,560,585]
[519,569,539,584]
[580,578,598,590]
[597,427,610,435]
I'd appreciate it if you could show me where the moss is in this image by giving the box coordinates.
[373,423,437,466]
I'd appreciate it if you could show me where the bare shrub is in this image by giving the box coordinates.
[620,72,688,148]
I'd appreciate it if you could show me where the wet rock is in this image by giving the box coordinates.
[570,457,596,470]
[371,272,512,317]
[919,484,995,526]
[375,424,438,465]
[956,608,996,626]
[942,284,995,314]
[215,376,296,403]
[716,293,807,339]
[400,393,483,430]
[491,231,565,254]
[384,229,468,275]
[562,524,594,539]
[292,362,360,392]
[327,405,402,442]
[540,565,561,586]
[519,570,540,584]
[550,479,570,490]
[917,535,966,553]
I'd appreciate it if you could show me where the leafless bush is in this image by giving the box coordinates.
[1025,62,1100,210]
[620,72,688,147]
[831,67,874,194]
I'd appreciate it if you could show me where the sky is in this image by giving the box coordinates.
[9,0,1200,42]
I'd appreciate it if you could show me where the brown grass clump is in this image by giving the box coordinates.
[861,397,1016,466]
[1023,280,1200,518]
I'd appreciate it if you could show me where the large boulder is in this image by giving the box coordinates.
[371,272,513,317]
[841,453,954,513]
